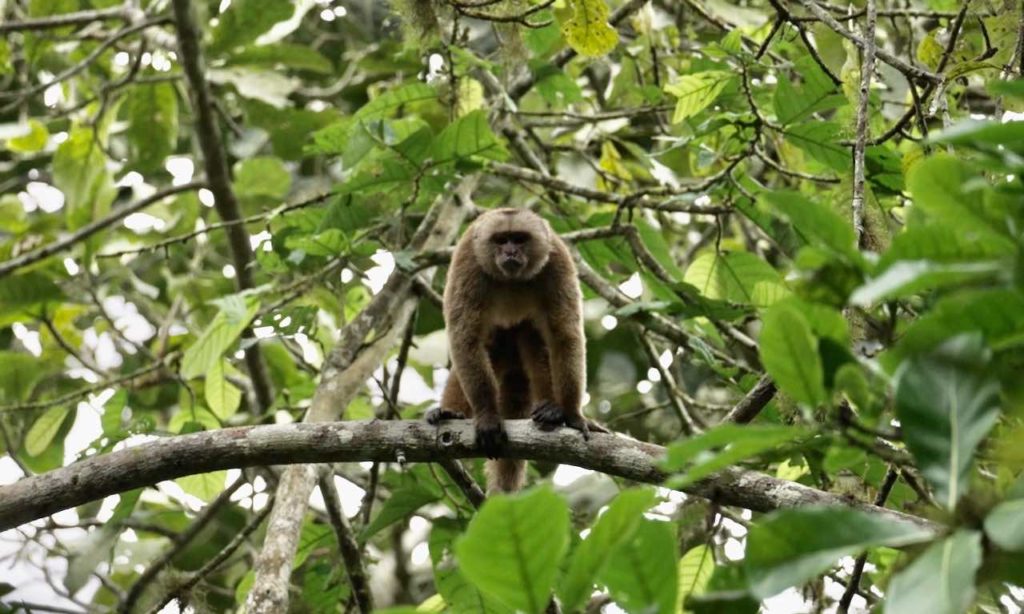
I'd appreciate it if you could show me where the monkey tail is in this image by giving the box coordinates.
[485,459,526,493]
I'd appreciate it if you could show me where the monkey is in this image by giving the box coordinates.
[425,207,601,493]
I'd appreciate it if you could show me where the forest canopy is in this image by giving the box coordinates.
[1,0,1023,612]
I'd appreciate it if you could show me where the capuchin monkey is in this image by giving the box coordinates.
[425,208,601,493]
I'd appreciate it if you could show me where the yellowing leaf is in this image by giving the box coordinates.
[178,471,228,502]
[597,141,632,193]
[7,119,48,153]
[560,0,619,57]
[456,77,485,117]
[205,359,242,420]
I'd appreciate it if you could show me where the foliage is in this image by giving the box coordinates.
[1,0,1023,612]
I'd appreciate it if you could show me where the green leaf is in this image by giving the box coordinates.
[180,298,260,380]
[209,0,295,55]
[784,122,851,172]
[849,260,1006,307]
[597,518,678,614]
[7,119,49,153]
[25,406,70,456]
[664,71,732,124]
[885,530,982,614]
[0,351,46,403]
[234,156,292,200]
[664,424,809,487]
[456,487,569,614]
[760,191,857,259]
[985,499,1024,551]
[929,119,1024,156]
[177,471,228,502]
[772,56,844,125]
[430,518,513,614]
[882,289,1024,369]
[758,303,826,406]
[907,154,1012,242]
[356,82,438,122]
[0,272,63,317]
[677,545,715,613]
[744,507,934,598]
[894,335,1001,510]
[226,43,333,74]
[559,488,658,611]
[205,360,241,420]
[432,110,508,163]
[879,222,1016,270]
[683,252,789,307]
[65,525,119,594]
[361,482,441,541]
[560,0,619,57]
[124,81,178,173]
[53,126,116,231]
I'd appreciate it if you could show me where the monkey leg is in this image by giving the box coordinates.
[483,328,533,491]
[426,370,473,424]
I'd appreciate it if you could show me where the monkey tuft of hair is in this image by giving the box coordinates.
[428,207,598,493]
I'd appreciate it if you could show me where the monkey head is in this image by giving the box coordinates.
[470,208,552,281]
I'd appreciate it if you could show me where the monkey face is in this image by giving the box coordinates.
[470,209,552,282]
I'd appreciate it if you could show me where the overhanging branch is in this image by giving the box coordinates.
[0,420,936,533]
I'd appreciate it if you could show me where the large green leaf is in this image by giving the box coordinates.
[559,488,658,611]
[456,487,569,614]
[758,303,826,406]
[180,298,260,380]
[209,0,295,55]
[234,156,292,200]
[665,71,733,124]
[784,122,851,172]
[205,360,241,420]
[361,482,441,542]
[227,43,333,74]
[53,126,116,231]
[760,191,857,259]
[430,518,513,614]
[559,0,618,57]
[597,518,678,614]
[683,252,789,307]
[894,335,1001,510]
[25,405,70,456]
[123,81,178,173]
[929,119,1024,156]
[772,56,844,125]
[677,545,715,613]
[878,223,1016,270]
[882,289,1024,370]
[985,499,1024,551]
[744,507,934,598]
[885,530,982,614]
[849,260,1006,307]
[0,350,46,403]
[432,110,508,163]
[664,424,809,487]
[907,154,1012,242]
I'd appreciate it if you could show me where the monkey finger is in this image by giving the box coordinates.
[424,407,466,425]
[585,418,610,434]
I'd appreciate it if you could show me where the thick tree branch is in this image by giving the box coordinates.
[0,420,937,534]
[170,0,274,413]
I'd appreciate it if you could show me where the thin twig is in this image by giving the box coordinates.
[318,471,374,614]
[0,182,204,280]
[837,465,899,613]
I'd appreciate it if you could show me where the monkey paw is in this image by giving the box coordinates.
[424,407,466,425]
[532,401,590,440]
[474,415,508,459]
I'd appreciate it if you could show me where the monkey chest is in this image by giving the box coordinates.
[483,288,541,329]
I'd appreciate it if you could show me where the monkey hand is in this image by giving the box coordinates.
[532,401,591,440]
[474,413,508,459]
[424,406,466,425]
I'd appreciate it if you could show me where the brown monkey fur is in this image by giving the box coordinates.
[425,208,596,493]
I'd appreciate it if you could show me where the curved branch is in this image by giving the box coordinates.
[0,419,937,533]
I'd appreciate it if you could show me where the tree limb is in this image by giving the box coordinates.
[0,420,937,534]
[170,0,273,414]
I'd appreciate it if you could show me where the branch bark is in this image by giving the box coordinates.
[0,420,937,534]
[170,0,274,413]
[245,184,472,613]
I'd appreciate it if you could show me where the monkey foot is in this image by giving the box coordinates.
[531,401,591,440]
[425,407,466,425]
[474,415,508,459]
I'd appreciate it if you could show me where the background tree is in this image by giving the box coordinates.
[0,0,1023,612]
